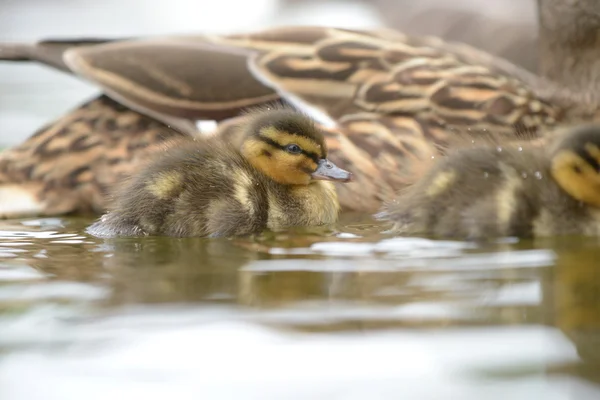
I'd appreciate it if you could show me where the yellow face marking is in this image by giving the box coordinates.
[551,150,600,207]
[242,128,325,185]
[243,140,304,185]
[146,171,183,199]
[425,170,457,197]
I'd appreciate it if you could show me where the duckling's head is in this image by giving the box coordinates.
[240,109,353,185]
[549,124,600,207]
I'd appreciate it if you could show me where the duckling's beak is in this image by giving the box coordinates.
[311,159,353,182]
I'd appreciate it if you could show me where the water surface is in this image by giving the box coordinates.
[0,214,599,399]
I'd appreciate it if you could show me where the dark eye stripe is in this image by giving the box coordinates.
[302,150,321,164]
[258,135,287,152]
[581,148,600,171]
[258,135,322,164]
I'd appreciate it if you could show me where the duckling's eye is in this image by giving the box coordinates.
[285,144,302,154]
[573,165,583,174]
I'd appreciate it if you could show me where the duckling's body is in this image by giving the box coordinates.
[87,109,351,238]
[379,125,600,239]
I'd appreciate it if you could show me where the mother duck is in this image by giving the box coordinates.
[0,0,598,217]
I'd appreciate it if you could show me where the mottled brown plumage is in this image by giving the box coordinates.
[87,109,351,238]
[378,124,600,239]
[0,96,186,218]
[1,0,599,218]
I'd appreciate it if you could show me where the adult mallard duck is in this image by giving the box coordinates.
[377,124,600,239]
[87,108,352,238]
[0,0,597,218]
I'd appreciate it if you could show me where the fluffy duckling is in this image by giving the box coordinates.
[378,124,600,239]
[87,109,352,238]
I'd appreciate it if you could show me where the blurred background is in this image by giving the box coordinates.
[0,0,537,146]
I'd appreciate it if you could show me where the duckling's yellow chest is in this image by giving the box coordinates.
[266,181,340,230]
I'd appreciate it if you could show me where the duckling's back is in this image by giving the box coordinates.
[87,137,270,238]
[380,144,557,239]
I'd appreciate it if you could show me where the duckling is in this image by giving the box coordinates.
[86,109,352,238]
[378,124,600,239]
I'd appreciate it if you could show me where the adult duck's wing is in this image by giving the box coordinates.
[209,26,561,133]
[63,37,281,130]
[0,36,281,135]
[0,26,563,138]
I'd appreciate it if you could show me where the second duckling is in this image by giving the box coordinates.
[87,109,352,238]
[378,124,600,239]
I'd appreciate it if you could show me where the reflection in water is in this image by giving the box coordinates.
[551,239,600,363]
[0,217,598,398]
[102,237,254,306]
[540,239,600,386]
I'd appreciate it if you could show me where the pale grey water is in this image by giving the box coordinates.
[0,215,599,399]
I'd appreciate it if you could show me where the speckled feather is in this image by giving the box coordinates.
[0,96,185,218]
[0,25,596,218]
